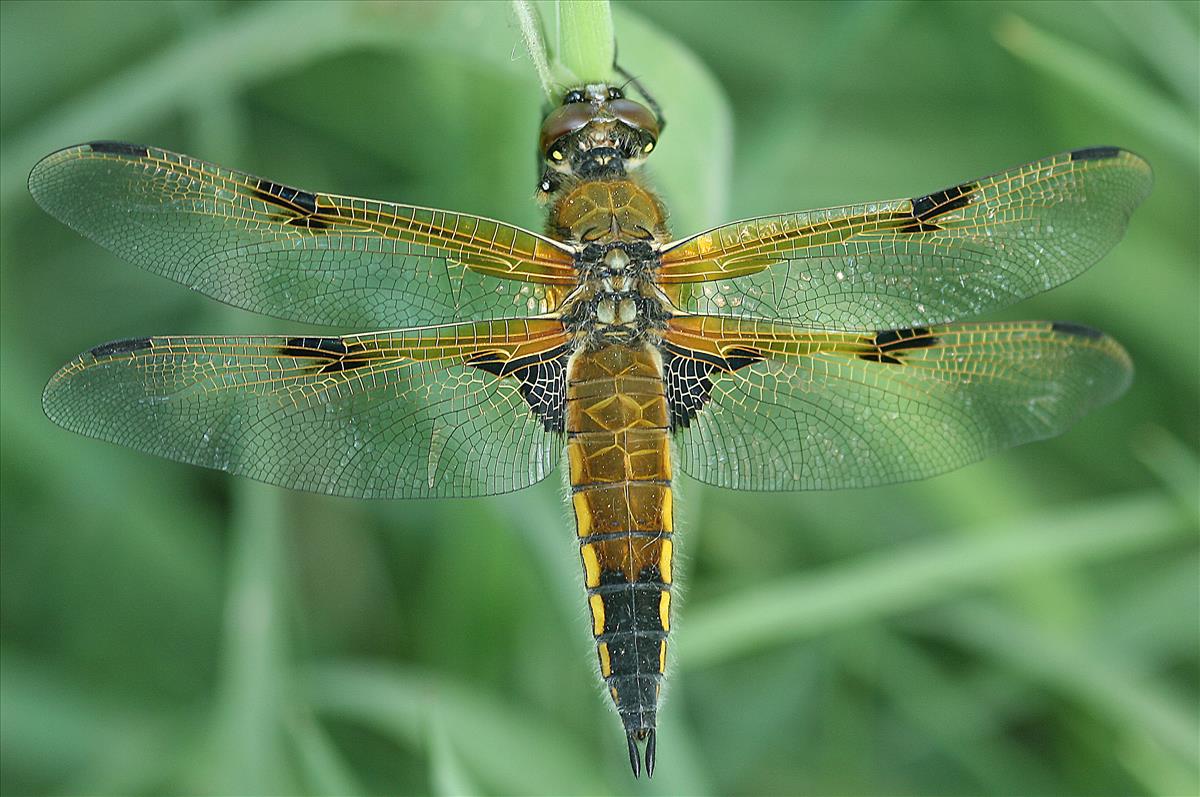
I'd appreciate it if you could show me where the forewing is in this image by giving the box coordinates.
[28,143,577,328]
[659,148,1151,330]
[664,317,1131,490]
[43,319,570,498]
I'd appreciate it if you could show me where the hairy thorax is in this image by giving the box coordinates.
[552,178,673,347]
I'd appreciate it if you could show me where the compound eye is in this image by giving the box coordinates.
[563,89,586,104]
[607,98,660,143]
[607,86,624,100]
[539,102,596,157]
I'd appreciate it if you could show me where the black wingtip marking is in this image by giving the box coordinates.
[860,327,938,364]
[1070,146,1121,162]
[1051,321,1103,339]
[903,182,977,232]
[87,141,150,158]
[89,337,152,358]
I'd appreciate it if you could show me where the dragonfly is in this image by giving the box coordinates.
[30,81,1149,778]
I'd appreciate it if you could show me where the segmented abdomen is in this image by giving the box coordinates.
[566,343,673,741]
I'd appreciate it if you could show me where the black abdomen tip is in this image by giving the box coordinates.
[626,728,657,779]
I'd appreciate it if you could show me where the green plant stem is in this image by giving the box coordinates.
[556,0,615,85]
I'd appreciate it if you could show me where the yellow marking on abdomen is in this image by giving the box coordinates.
[659,591,671,632]
[598,643,612,677]
[588,593,606,636]
[572,491,593,537]
[660,537,673,583]
[580,543,601,588]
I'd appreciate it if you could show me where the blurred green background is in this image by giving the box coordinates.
[2,1,1197,795]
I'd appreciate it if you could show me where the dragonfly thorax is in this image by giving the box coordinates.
[564,242,669,344]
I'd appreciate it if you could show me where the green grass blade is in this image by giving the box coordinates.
[2,1,532,205]
[679,492,1192,667]
[995,14,1198,164]
[1133,425,1200,514]
[927,603,1200,786]
[1095,0,1200,108]
[286,709,366,797]
[197,481,295,795]
[429,717,484,797]
[305,660,610,794]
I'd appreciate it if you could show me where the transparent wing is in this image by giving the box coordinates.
[28,143,577,328]
[43,319,570,498]
[664,316,1132,490]
[659,148,1151,331]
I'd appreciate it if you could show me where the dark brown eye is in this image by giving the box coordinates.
[563,89,586,105]
[607,98,660,143]
[607,86,623,100]
[539,102,596,157]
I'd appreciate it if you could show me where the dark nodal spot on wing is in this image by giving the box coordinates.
[860,327,937,364]
[255,178,290,201]
[285,216,331,230]
[899,220,942,233]
[874,329,906,347]
[90,337,152,358]
[87,141,149,158]
[904,182,976,232]
[292,189,318,214]
[859,353,903,365]
[876,327,937,350]
[319,359,367,374]
[280,337,375,374]
[281,336,349,358]
[1070,146,1121,162]
[254,179,319,214]
[1051,321,1103,339]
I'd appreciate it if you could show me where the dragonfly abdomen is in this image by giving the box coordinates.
[566,342,673,776]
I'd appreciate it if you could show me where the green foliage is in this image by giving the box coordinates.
[1,1,1196,795]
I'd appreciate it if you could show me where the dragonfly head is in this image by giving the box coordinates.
[539,84,660,179]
